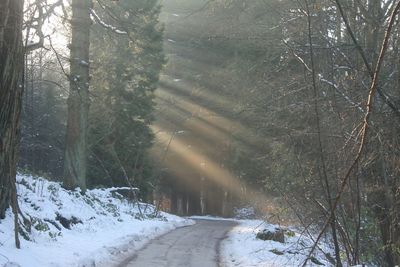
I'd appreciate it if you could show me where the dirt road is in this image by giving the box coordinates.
[117,219,236,267]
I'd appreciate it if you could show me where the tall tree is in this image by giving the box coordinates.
[0,0,24,219]
[63,0,91,192]
[19,54,66,178]
[167,0,399,264]
[88,0,164,197]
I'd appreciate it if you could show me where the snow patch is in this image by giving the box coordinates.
[221,220,333,267]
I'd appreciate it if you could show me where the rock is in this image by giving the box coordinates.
[310,256,325,266]
[233,206,256,219]
[56,213,82,229]
[269,249,284,255]
[256,228,285,243]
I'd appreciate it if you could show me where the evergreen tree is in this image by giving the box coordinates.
[89,0,164,198]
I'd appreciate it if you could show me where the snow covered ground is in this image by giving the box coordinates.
[0,175,336,267]
[220,219,333,267]
[0,174,193,267]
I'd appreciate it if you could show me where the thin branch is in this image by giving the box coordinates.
[90,8,127,35]
[284,40,364,113]
[303,1,342,265]
[302,2,400,265]
[182,0,213,19]
[335,0,400,118]
[48,37,69,80]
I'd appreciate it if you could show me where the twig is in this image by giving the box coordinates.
[335,0,400,118]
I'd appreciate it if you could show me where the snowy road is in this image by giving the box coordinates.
[117,219,236,267]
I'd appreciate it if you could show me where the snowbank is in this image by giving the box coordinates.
[221,220,333,267]
[0,174,193,267]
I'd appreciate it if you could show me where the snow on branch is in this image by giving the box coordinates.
[288,47,364,113]
[90,9,127,35]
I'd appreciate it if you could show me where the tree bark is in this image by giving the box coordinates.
[0,0,24,219]
[63,0,91,192]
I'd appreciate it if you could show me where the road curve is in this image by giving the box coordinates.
[117,219,236,267]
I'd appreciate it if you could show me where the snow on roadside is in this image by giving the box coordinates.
[0,174,194,267]
[221,219,333,267]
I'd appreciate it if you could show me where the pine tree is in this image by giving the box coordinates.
[88,0,164,197]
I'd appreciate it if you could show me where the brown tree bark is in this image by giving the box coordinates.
[0,0,24,219]
[63,0,91,192]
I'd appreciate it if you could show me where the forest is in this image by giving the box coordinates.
[1,0,400,266]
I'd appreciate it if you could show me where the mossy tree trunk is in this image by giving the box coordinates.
[63,0,91,192]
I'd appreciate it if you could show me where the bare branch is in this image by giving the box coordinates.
[335,0,400,118]
[302,2,400,265]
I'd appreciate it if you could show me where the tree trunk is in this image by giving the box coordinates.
[0,0,24,219]
[63,0,91,192]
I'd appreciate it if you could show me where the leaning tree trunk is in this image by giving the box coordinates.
[63,0,91,192]
[0,0,24,219]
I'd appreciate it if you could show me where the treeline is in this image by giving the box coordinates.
[1,0,164,220]
[166,0,400,265]
[21,0,163,195]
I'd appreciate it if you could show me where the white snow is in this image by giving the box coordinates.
[0,174,193,267]
[90,9,127,35]
[221,220,333,267]
[0,175,337,267]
